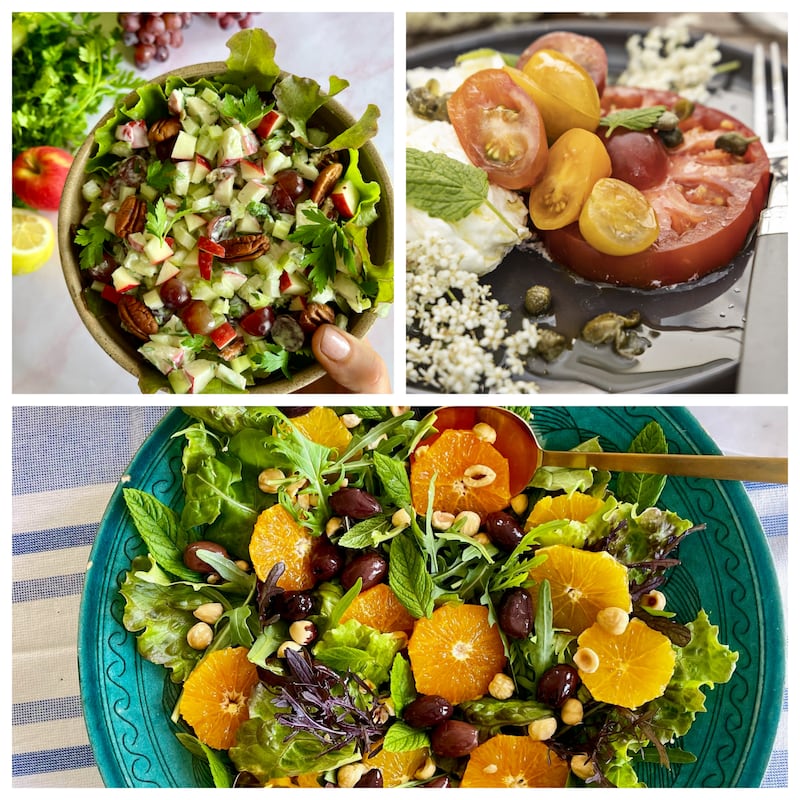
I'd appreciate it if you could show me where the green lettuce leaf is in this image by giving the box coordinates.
[230,684,359,782]
[220,28,280,93]
[119,555,216,682]
[313,618,404,686]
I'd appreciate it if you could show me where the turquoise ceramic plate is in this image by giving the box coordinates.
[78,407,784,787]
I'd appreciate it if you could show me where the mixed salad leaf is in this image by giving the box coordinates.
[120,406,737,787]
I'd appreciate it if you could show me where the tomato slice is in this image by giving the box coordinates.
[528,128,611,230]
[578,178,660,256]
[516,30,608,95]
[447,69,548,190]
[541,86,771,288]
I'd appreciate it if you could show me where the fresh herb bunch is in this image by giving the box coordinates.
[12,12,144,160]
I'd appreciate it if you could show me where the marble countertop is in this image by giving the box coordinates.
[12,12,394,394]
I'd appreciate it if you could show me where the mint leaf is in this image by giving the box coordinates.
[616,421,668,507]
[337,514,392,549]
[406,148,488,221]
[382,721,430,753]
[599,105,667,137]
[122,488,197,580]
[373,451,412,508]
[389,653,417,715]
[388,533,434,619]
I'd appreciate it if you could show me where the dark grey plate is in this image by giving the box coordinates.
[407,20,777,394]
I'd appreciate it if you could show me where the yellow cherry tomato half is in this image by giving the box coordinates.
[529,128,612,230]
[508,50,600,142]
[578,178,660,256]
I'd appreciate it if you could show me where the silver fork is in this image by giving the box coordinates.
[736,41,788,394]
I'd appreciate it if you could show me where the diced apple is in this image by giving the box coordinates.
[289,295,307,312]
[168,368,191,394]
[101,284,121,304]
[141,342,186,376]
[197,236,226,257]
[143,236,175,265]
[142,288,164,309]
[127,232,147,253]
[330,179,360,218]
[172,160,192,195]
[198,249,214,280]
[184,359,217,393]
[256,109,286,139]
[191,154,211,184]
[116,119,149,148]
[218,269,248,295]
[209,321,238,349]
[111,266,141,293]
[219,126,244,167]
[215,362,247,391]
[279,270,310,296]
[213,173,236,206]
[239,159,266,181]
[156,260,181,285]
[236,122,260,157]
[185,95,219,126]
[171,130,198,161]
[238,180,269,206]
[183,212,207,233]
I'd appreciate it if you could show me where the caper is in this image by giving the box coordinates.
[658,127,684,148]
[407,83,452,122]
[715,132,760,157]
[524,284,552,316]
[534,328,568,362]
[581,311,641,346]
[654,110,680,131]
[672,97,695,121]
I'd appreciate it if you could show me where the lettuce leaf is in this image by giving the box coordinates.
[313,618,404,686]
[119,555,215,682]
[230,684,359,782]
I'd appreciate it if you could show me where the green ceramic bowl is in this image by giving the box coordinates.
[78,406,784,787]
[58,62,392,394]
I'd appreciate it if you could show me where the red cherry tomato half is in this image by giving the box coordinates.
[517,30,608,95]
[447,68,548,190]
[541,86,770,288]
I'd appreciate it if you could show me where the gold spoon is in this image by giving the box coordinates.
[429,407,788,494]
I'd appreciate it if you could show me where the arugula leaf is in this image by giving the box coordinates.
[616,421,668,507]
[599,106,667,137]
[406,148,488,221]
[388,533,434,619]
[122,488,198,580]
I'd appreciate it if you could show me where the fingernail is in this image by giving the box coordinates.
[318,325,351,362]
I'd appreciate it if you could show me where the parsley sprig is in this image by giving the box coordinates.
[219,85,270,127]
[288,208,356,293]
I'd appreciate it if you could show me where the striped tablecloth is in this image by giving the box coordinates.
[11,406,788,788]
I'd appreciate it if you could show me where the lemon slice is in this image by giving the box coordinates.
[12,208,55,275]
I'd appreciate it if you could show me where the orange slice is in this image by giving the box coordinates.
[460,735,570,788]
[577,618,676,708]
[529,544,631,635]
[179,646,259,750]
[249,503,318,590]
[525,491,605,530]
[289,407,352,455]
[363,746,429,786]
[407,603,506,704]
[410,429,511,518]
[339,582,416,633]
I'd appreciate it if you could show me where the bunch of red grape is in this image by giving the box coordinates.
[118,13,256,69]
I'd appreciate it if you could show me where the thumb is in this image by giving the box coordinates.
[311,324,391,394]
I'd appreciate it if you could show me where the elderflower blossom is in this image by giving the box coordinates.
[617,14,724,102]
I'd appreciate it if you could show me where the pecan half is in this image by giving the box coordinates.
[115,195,147,239]
[298,301,336,333]
[118,295,158,341]
[148,116,182,144]
[309,162,344,206]
[218,234,271,262]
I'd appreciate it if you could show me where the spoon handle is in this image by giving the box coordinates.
[540,450,788,484]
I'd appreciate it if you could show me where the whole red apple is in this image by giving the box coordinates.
[12,146,74,211]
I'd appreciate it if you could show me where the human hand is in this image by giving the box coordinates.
[299,324,391,394]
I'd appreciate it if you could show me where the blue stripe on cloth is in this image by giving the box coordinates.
[12,573,84,603]
[12,696,83,726]
[760,750,788,788]
[13,523,98,556]
[12,745,96,776]
[12,406,166,495]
